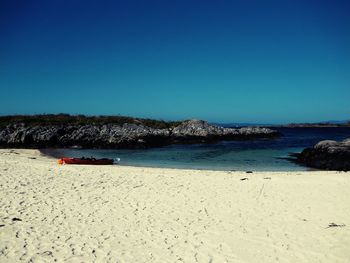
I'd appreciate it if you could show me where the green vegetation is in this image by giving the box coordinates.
[0,114,182,129]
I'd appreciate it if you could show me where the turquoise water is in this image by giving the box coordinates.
[48,145,305,171]
[47,127,350,171]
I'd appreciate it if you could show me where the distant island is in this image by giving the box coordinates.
[281,121,350,128]
[0,114,280,149]
[219,120,350,128]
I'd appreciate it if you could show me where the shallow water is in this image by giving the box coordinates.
[47,127,350,171]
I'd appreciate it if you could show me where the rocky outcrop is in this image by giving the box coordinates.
[0,119,280,149]
[297,138,350,171]
[171,119,279,142]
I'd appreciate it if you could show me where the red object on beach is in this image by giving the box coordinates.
[58,157,114,165]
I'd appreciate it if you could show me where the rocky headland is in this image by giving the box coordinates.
[297,138,350,171]
[0,116,280,149]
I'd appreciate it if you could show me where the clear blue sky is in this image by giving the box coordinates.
[1,0,349,124]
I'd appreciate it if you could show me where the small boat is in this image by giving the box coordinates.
[58,157,114,165]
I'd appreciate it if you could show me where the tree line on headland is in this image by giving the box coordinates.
[0,114,182,129]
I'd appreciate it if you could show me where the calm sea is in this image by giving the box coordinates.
[46,127,350,171]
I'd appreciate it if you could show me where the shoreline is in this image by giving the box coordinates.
[1,149,349,262]
[40,148,314,173]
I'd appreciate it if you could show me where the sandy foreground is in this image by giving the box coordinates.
[0,149,349,263]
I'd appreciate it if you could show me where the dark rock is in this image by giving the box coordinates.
[12,218,22,222]
[297,138,350,171]
[0,119,280,149]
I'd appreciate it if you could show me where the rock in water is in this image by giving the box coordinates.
[297,138,350,171]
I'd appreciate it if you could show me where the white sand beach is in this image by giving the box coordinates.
[0,149,349,263]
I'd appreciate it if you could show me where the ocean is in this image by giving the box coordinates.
[47,127,350,171]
